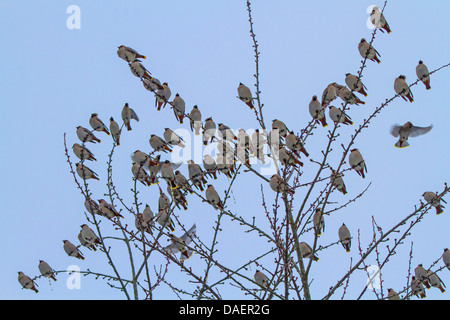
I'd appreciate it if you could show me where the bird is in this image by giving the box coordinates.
[167,185,188,210]
[84,198,100,216]
[155,82,171,111]
[205,184,224,210]
[135,205,154,234]
[416,60,431,90]
[237,83,254,109]
[89,113,110,135]
[426,270,445,293]
[390,121,432,148]
[348,149,367,178]
[142,76,163,92]
[269,174,294,195]
[121,103,139,131]
[78,230,97,251]
[129,59,152,79]
[80,224,100,246]
[163,224,197,261]
[149,134,173,153]
[422,191,446,215]
[131,162,151,186]
[63,240,85,260]
[117,45,146,62]
[131,150,150,165]
[18,272,38,293]
[370,5,391,33]
[285,131,309,158]
[158,192,171,212]
[252,129,266,164]
[72,143,96,161]
[344,73,368,97]
[216,153,235,178]
[160,160,178,189]
[218,123,237,142]
[75,163,99,180]
[338,87,365,105]
[38,260,57,281]
[313,208,325,236]
[109,117,121,146]
[328,106,353,125]
[172,93,185,124]
[156,208,175,231]
[330,170,347,195]
[442,248,450,270]
[203,117,217,146]
[277,146,303,168]
[189,105,202,135]
[254,270,270,288]
[188,160,208,192]
[338,223,351,252]
[411,276,426,299]
[309,95,327,127]
[414,264,431,289]
[387,288,400,300]
[299,242,319,261]
[163,128,185,148]
[394,75,414,102]
[358,38,381,63]
[237,129,254,155]
[175,170,194,194]
[272,119,289,138]
[98,199,124,218]
[76,126,101,144]
[203,155,218,180]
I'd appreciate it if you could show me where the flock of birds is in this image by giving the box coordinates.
[18,5,447,299]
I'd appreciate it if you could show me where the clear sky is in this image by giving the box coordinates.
[1,0,449,300]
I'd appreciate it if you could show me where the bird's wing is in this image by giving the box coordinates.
[409,125,433,137]
[390,124,402,137]
[181,224,197,244]
[130,108,139,121]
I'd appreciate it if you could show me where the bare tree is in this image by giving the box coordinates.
[19,1,450,300]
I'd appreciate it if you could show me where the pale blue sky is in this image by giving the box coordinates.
[1,1,449,300]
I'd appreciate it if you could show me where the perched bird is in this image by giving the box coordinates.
[370,5,391,33]
[394,75,414,102]
[414,264,431,289]
[117,45,146,62]
[203,155,218,180]
[426,270,445,293]
[411,276,426,299]
[155,82,171,111]
[167,185,188,210]
[131,150,150,165]
[416,60,431,90]
[338,86,365,105]
[98,199,124,219]
[299,242,319,261]
[149,134,173,153]
[387,288,400,300]
[422,191,446,215]
[156,208,175,231]
[269,174,294,195]
[131,162,151,186]
[237,83,254,109]
[216,153,235,178]
[254,270,270,288]
[158,192,171,212]
[172,93,185,124]
[164,224,197,261]
[188,160,208,192]
[160,160,177,189]
[109,117,121,146]
[121,103,139,131]
[330,170,347,195]
[63,240,85,260]
[142,76,163,92]
[163,128,185,148]
[329,106,353,125]
[277,146,303,168]
[80,224,100,246]
[38,260,57,281]
[135,205,154,234]
[18,272,38,293]
[338,223,351,252]
[313,208,325,236]
[76,126,101,144]
[175,170,193,194]
[218,123,237,142]
[285,131,309,158]
[203,117,217,145]
[321,83,344,107]
[348,149,367,179]
[358,38,381,63]
[390,121,432,148]
[345,73,368,97]
[267,128,282,150]
[84,198,100,216]
[272,119,289,138]
[72,143,96,161]
[442,248,450,270]
[235,144,251,165]
[237,129,254,155]
[129,59,152,79]
[76,163,99,180]
[205,184,224,210]
[189,105,202,135]
[252,129,266,164]
[309,95,327,127]
[78,230,97,251]
[89,113,110,135]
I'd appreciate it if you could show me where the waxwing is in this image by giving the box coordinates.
[267,128,282,150]
[387,288,400,300]
[188,160,207,192]
[155,82,171,111]
[390,121,432,148]
[142,76,163,92]
[150,134,173,153]
[72,143,96,161]
[121,103,139,131]
[109,117,121,146]
[78,230,96,251]
[269,174,294,195]
[76,163,99,180]
[338,223,351,252]
[321,83,344,107]
[394,75,414,103]
[309,95,327,127]
[38,260,57,281]
[131,150,150,165]
[370,6,391,33]
[167,185,188,210]
[80,224,100,246]
[277,146,303,168]
[328,106,353,125]
[89,113,110,135]
[422,191,446,215]
[160,160,177,189]
[299,242,319,261]
[98,199,124,219]
[117,45,146,62]
[338,86,365,105]
[18,272,38,293]
[237,129,254,154]
[76,126,100,143]
[348,149,367,179]
[285,131,309,158]
[411,276,426,299]
[175,170,193,194]
[84,198,100,216]
[131,162,151,186]
[251,129,266,164]
[163,128,185,148]
[442,248,450,270]
[129,59,152,79]
[426,270,445,293]
[203,155,218,180]
[203,117,217,145]
[63,240,85,260]
[254,270,270,288]
[216,153,235,178]
[414,264,431,289]
[272,119,289,138]
[172,93,185,124]
[330,170,347,195]
[345,73,368,97]
[164,224,197,261]
[237,82,255,109]
[416,60,431,90]
[218,123,237,141]
[189,105,202,135]
[205,184,224,210]
[313,208,325,236]
[358,38,381,63]
[156,208,175,231]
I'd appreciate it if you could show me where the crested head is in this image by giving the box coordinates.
[419,60,423,64]
[360,38,366,42]
[312,95,317,100]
